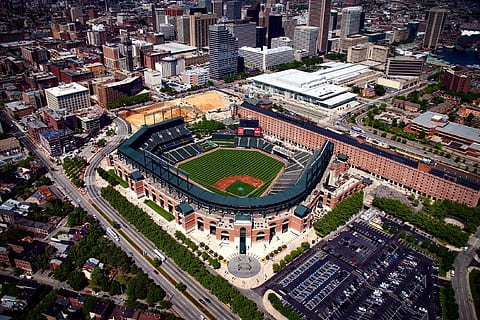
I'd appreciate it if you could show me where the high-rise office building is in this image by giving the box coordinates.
[423,8,447,50]
[45,83,90,113]
[209,24,238,80]
[153,8,167,33]
[268,14,283,47]
[407,22,419,40]
[330,10,338,31]
[340,6,363,38]
[189,13,218,48]
[256,26,267,48]
[120,38,134,71]
[226,1,242,20]
[212,0,223,17]
[307,0,331,53]
[226,21,257,48]
[282,16,297,40]
[87,24,108,47]
[294,26,319,57]
[199,0,212,13]
[386,57,424,77]
[177,15,191,44]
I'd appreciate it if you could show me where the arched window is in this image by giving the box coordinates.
[197,217,204,231]
[209,221,217,235]
[256,232,265,241]
[220,231,229,241]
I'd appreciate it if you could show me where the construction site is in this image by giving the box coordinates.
[119,91,235,130]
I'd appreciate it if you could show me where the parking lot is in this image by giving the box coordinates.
[261,220,436,320]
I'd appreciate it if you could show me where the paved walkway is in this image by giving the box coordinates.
[227,255,261,278]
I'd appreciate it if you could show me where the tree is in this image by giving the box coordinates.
[158,300,173,309]
[146,286,166,304]
[109,280,123,296]
[374,84,386,96]
[13,267,23,276]
[90,267,109,290]
[67,270,88,291]
[127,277,147,300]
[175,282,187,292]
[33,254,50,270]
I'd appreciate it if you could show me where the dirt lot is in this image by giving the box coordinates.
[119,91,229,130]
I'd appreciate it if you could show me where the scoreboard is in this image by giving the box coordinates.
[237,126,261,136]
[237,119,261,136]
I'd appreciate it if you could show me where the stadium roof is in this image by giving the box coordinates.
[294,205,309,218]
[176,202,194,216]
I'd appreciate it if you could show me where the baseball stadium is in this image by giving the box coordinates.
[112,107,334,253]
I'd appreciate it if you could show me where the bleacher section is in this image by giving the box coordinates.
[139,119,193,156]
[163,143,203,164]
[235,137,275,153]
[269,150,313,194]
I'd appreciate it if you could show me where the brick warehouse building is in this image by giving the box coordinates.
[238,101,479,207]
[110,117,333,251]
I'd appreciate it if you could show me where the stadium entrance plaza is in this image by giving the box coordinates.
[97,159,415,289]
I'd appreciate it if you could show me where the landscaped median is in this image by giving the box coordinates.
[100,186,264,320]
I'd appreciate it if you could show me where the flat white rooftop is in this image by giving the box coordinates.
[45,83,89,97]
[153,42,197,54]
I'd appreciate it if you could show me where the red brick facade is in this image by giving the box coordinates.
[239,107,480,207]
[113,160,312,243]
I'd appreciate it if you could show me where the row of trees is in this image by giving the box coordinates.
[270,56,324,72]
[372,197,470,247]
[174,231,221,269]
[313,191,364,237]
[441,284,459,320]
[100,186,264,320]
[267,293,305,320]
[96,167,128,188]
[272,242,310,273]
[400,231,456,273]
[63,157,88,188]
[106,93,151,109]
[190,116,226,137]
[424,199,480,233]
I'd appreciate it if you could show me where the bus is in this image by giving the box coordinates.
[351,126,364,133]
[153,249,166,262]
[106,227,120,242]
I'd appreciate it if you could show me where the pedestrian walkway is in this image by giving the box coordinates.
[227,255,261,278]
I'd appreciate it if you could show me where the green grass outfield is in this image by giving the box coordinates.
[178,149,285,197]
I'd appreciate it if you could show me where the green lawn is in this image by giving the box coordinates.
[178,149,284,197]
[225,180,256,197]
[107,169,129,188]
[144,200,175,221]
